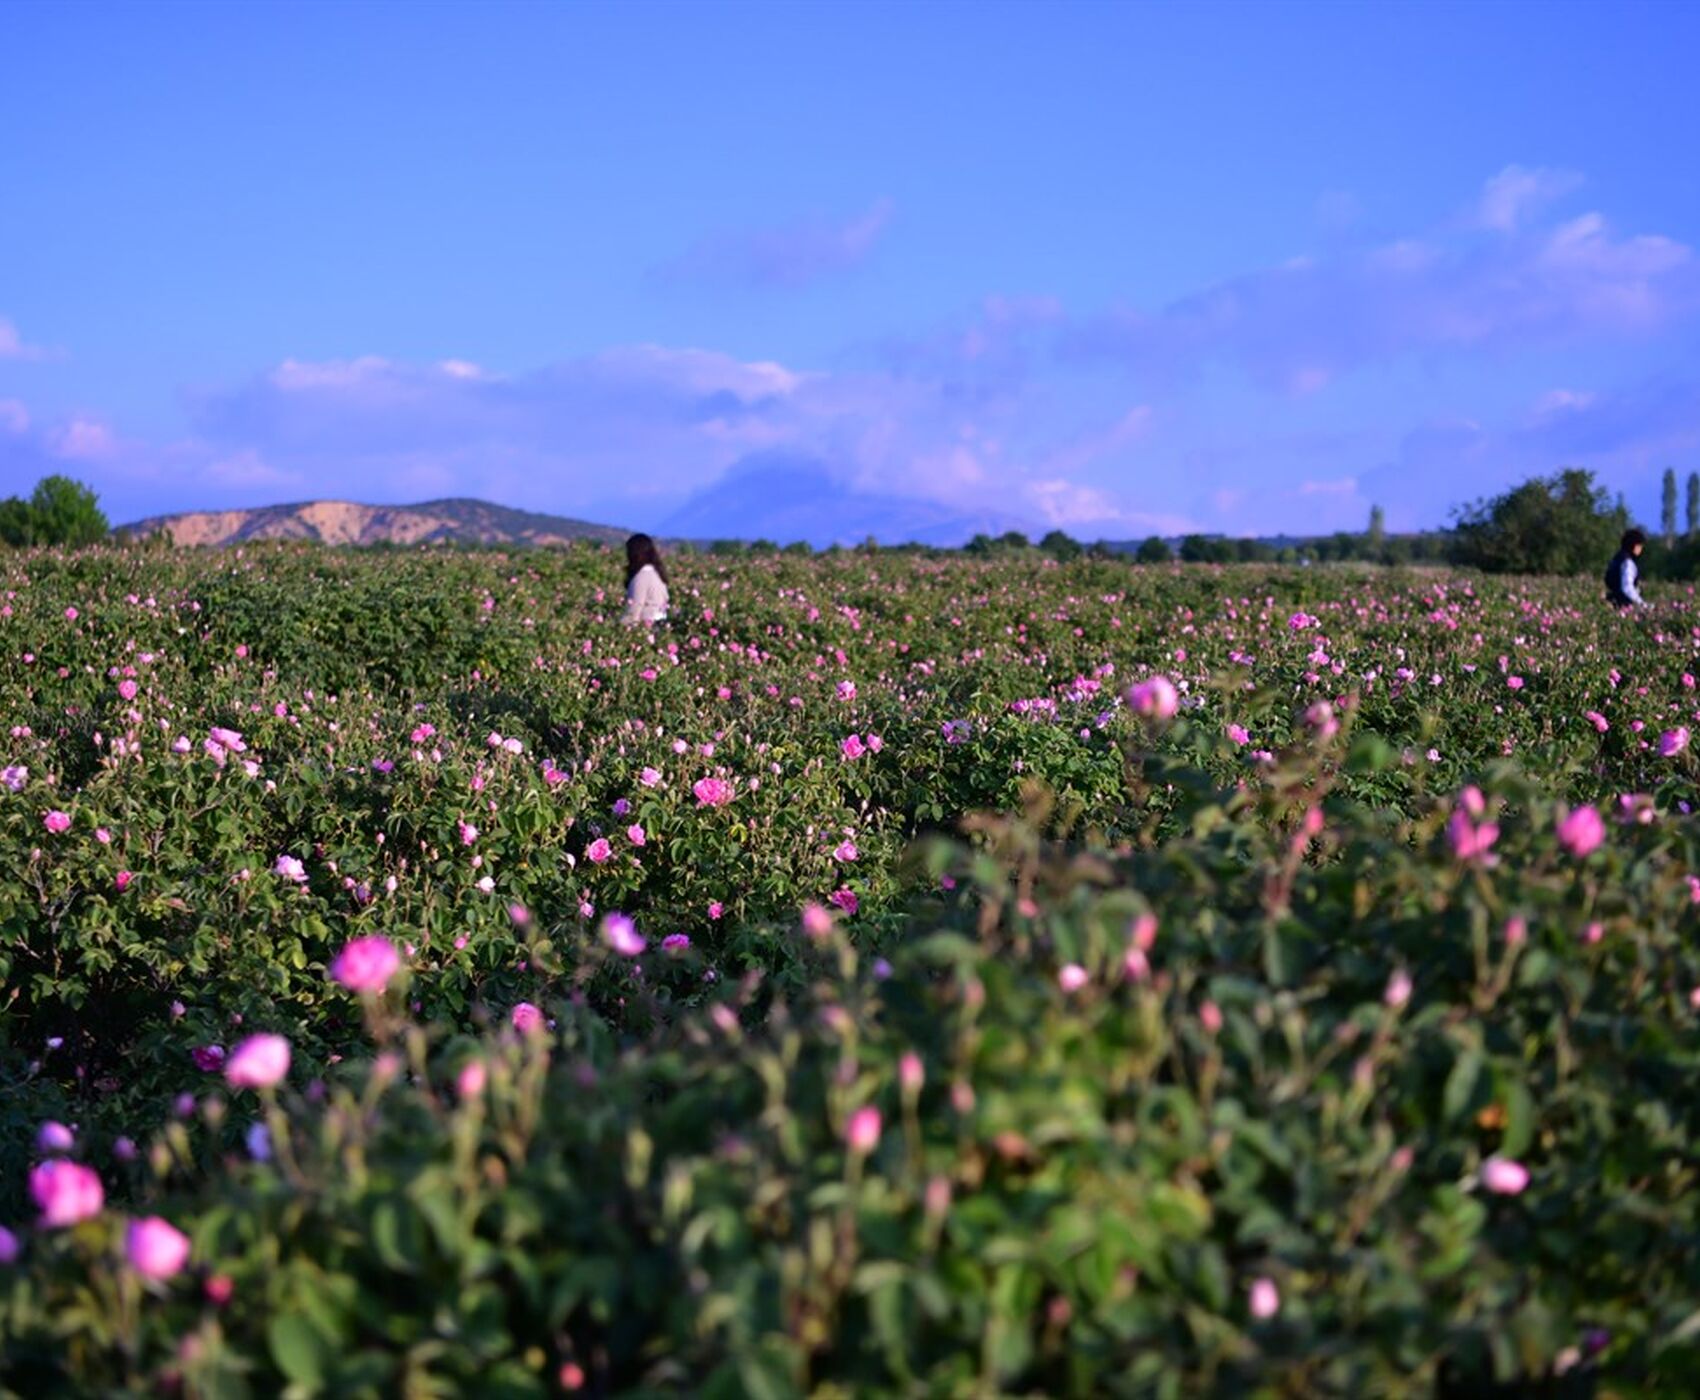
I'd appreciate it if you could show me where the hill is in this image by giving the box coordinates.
[119,498,630,548]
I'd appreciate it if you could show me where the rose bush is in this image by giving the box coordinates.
[4,541,1700,1389]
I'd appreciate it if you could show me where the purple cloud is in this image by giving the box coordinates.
[661,198,894,288]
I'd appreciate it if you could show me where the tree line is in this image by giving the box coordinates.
[10,468,1700,582]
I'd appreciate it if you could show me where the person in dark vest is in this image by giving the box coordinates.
[1604,528,1646,609]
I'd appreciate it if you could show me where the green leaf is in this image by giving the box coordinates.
[268,1314,329,1391]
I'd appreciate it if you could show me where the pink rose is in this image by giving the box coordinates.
[328,937,401,995]
[511,1002,544,1034]
[1126,676,1179,721]
[1556,805,1605,858]
[846,1105,882,1155]
[224,1033,291,1089]
[586,837,612,864]
[43,810,71,834]
[30,1160,104,1227]
[127,1216,191,1280]
[1248,1277,1280,1319]
[602,913,646,957]
[692,777,735,808]
[1481,1156,1530,1195]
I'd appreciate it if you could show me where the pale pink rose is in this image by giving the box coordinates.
[627,824,646,846]
[328,937,401,995]
[1058,963,1089,993]
[899,1052,924,1093]
[639,766,663,787]
[225,1033,291,1089]
[1249,1277,1280,1319]
[833,840,858,862]
[1126,676,1179,721]
[802,904,834,938]
[602,913,646,957]
[273,854,307,884]
[1384,970,1412,1009]
[457,1060,488,1099]
[511,1002,544,1034]
[30,1160,104,1227]
[1481,1157,1530,1195]
[127,1216,191,1280]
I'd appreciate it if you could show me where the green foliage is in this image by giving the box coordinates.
[0,476,110,548]
[1134,535,1172,564]
[1179,534,1235,564]
[1038,529,1081,562]
[1662,467,1678,544]
[3,544,1699,1390]
[1451,468,1630,576]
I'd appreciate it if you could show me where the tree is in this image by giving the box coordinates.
[0,475,109,548]
[1038,529,1082,562]
[1450,468,1629,576]
[1687,472,1699,538]
[1135,535,1172,564]
[1179,534,1234,564]
[997,530,1030,551]
[1367,504,1386,551]
[0,496,36,546]
[1663,468,1678,545]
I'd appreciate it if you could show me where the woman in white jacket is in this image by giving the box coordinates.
[621,533,670,625]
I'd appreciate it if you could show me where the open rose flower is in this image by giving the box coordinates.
[127,1216,192,1280]
[328,937,401,995]
[225,1033,291,1089]
[30,1160,104,1227]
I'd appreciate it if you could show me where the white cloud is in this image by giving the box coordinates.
[1476,165,1583,233]
[0,317,54,362]
[51,417,118,461]
[0,398,29,433]
[662,198,895,288]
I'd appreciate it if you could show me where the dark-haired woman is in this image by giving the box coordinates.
[1605,529,1646,609]
[621,533,670,625]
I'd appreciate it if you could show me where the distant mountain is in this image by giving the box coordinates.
[660,455,1035,547]
[119,498,630,548]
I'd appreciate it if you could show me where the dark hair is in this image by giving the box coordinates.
[625,533,667,587]
[1622,529,1646,551]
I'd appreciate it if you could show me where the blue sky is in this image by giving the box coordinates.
[3,0,1699,542]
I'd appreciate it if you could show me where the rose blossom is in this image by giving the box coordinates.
[126,1216,191,1280]
[30,1160,104,1227]
[328,937,401,994]
[224,1033,291,1089]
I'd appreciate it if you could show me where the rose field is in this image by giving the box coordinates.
[6,542,1700,1396]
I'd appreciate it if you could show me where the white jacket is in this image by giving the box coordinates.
[622,564,669,625]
